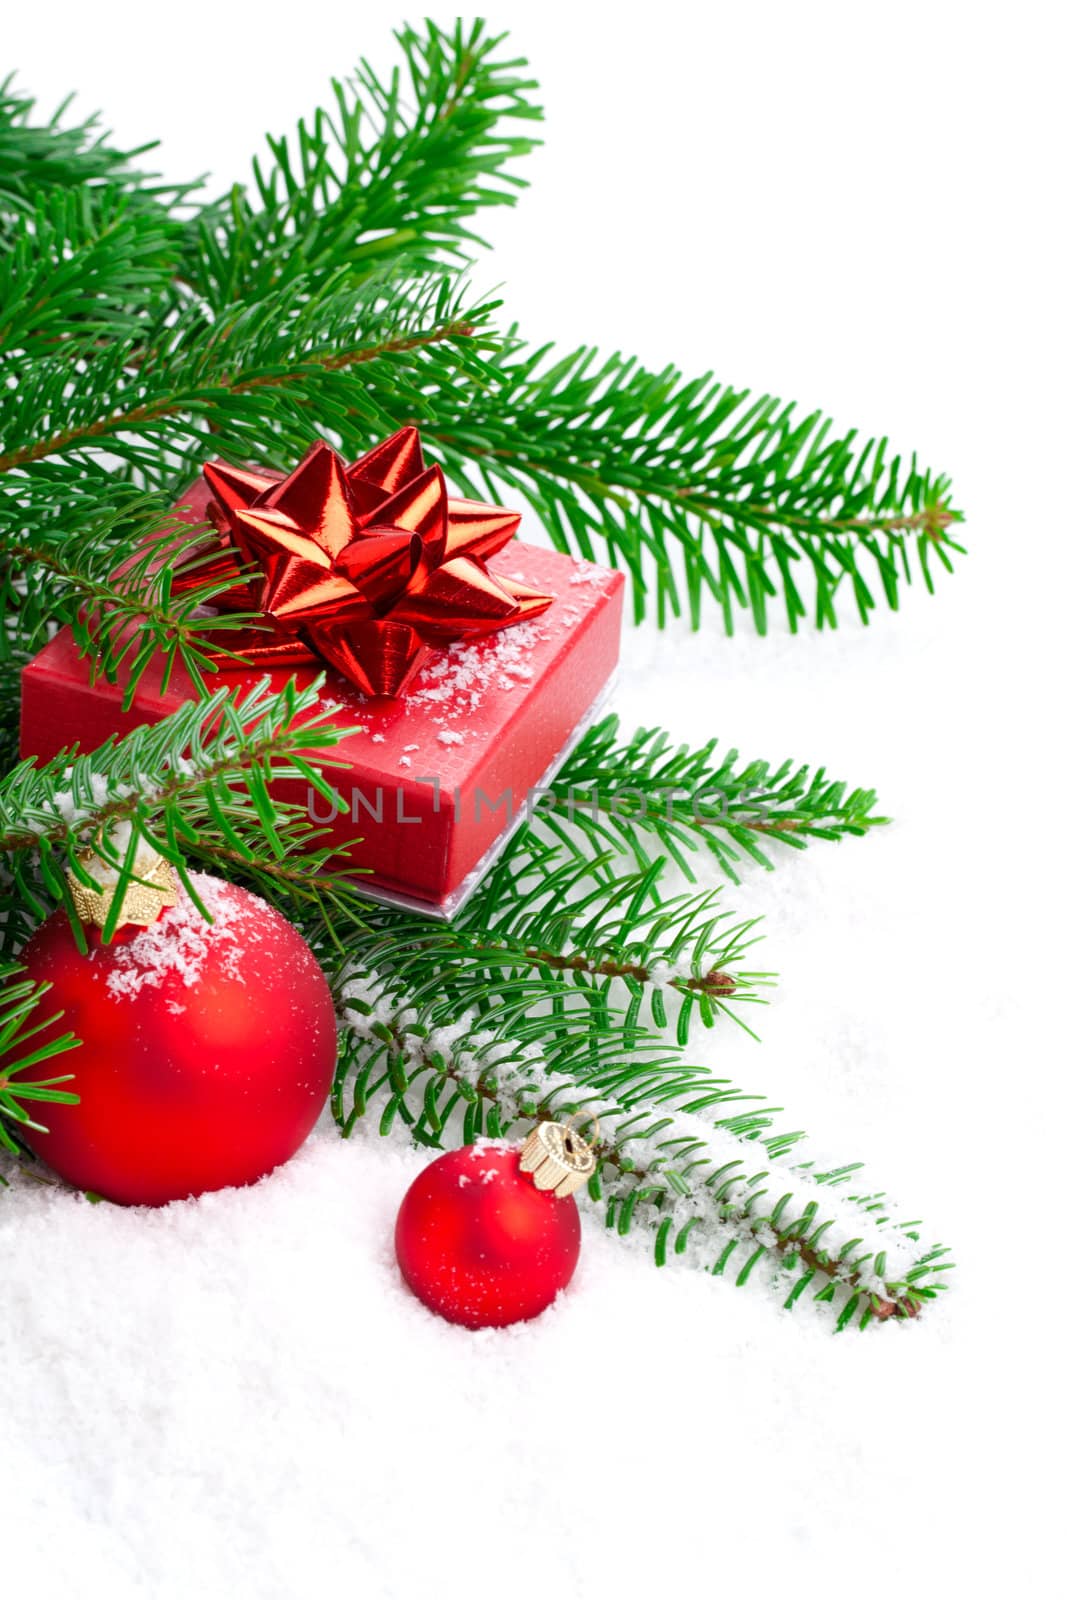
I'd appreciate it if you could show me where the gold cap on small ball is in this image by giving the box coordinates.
[519,1117,598,1199]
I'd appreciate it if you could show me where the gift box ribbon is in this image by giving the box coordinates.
[175,428,553,698]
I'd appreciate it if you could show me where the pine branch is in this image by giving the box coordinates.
[0,190,182,356]
[0,494,260,707]
[0,38,962,646]
[0,963,79,1158]
[0,596,39,775]
[0,458,149,537]
[0,678,364,945]
[330,844,770,1054]
[459,830,770,1041]
[425,339,965,632]
[182,20,542,309]
[0,470,162,763]
[0,269,495,478]
[547,714,888,884]
[0,74,194,218]
[332,963,952,1326]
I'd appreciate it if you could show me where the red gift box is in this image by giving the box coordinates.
[20,475,623,914]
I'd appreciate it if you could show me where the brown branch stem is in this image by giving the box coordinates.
[2,535,226,640]
[341,1016,914,1321]
[542,789,881,837]
[427,431,959,543]
[521,945,737,997]
[0,318,478,474]
[0,729,333,857]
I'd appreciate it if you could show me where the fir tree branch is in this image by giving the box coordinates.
[0,34,962,646]
[515,945,738,999]
[0,599,38,775]
[0,270,494,476]
[0,963,79,1158]
[182,20,542,308]
[336,843,770,1052]
[0,495,259,706]
[0,191,181,355]
[0,678,362,944]
[547,714,888,884]
[425,339,965,632]
[332,964,952,1326]
[0,469,156,766]
[0,74,194,218]
[464,830,771,1040]
[0,678,338,856]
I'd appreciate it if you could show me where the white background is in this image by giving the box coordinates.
[3,4,1064,1597]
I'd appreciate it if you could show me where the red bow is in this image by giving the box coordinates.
[181,428,552,697]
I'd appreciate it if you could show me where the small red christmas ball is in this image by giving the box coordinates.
[394,1140,582,1328]
[13,873,336,1206]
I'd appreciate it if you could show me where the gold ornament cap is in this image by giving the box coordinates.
[519,1117,598,1199]
[67,844,179,932]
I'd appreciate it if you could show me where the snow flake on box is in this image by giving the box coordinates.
[403,620,546,721]
[345,561,607,758]
[568,561,612,589]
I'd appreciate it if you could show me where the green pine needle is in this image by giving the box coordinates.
[0,20,955,1326]
[0,963,80,1159]
[428,339,965,633]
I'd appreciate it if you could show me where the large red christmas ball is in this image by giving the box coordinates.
[394,1140,582,1328]
[13,873,336,1206]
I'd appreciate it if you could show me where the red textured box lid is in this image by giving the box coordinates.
[21,538,624,914]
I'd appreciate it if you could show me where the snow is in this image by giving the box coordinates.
[2,532,1055,1596]
[568,561,612,588]
[104,874,250,998]
[1,7,1060,1595]
[406,622,546,719]
[334,971,928,1300]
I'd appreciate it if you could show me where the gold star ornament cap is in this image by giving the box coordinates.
[519,1116,598,1199]
[67,843,179,932]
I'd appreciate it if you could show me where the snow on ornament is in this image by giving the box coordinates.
[9,847,336,1206]
[394,1119,598,1329]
